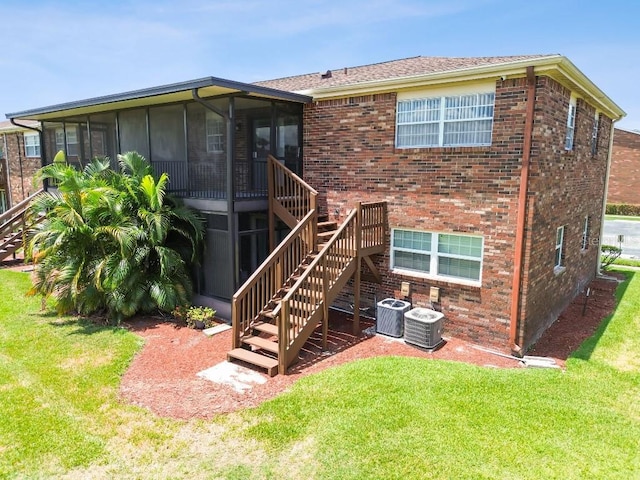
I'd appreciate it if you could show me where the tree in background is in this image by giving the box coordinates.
[26,152,204,322]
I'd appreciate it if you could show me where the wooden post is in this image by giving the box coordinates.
[267,156,275,252]
[353,202,362,335]
[322,255,328,349]
[279,300,289,375]
[231,298,240,349]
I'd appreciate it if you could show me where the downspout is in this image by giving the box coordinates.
[2,133,12,208]
[597,120,618,275]
[14,133,25,199]
[191,89,239,291]
[509,66,536,354]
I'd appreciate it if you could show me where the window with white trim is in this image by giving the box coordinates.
[591,113,599,156]
[581,215,590,250]
[55,128,79,157]
[391,229,483,283]
[555,226,565,269]
[206,111,224,153]
[396,92,495,148]
[24,133,41,157]
[565,97,577,151]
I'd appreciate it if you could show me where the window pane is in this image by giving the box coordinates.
[443,119,493,146]
[394,251,430,273]
[397,123,439,147]
[393,230,431,251]
[438,234,482,257]
[438,257,481,281]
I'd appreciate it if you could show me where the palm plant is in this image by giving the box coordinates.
[26,152,204,322]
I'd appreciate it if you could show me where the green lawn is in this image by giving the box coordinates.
[605,214,640,221]
[1,269,639,479]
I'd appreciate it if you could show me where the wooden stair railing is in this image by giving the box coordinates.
[267,155,318,249]
[228,155,387,377]
[231,209,318,352]
[0,189,44,262]
[277,207,359,373]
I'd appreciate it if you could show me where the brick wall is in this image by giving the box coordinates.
[303,80,531,349]
[519,76,611,348]
[3,132,42,206]
[608,128,640,205]
[302,75,612,351]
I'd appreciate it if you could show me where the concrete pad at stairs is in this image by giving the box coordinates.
[203,323,231,336]
[197,361,267,393]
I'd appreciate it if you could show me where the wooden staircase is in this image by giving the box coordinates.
[0,190,43,262]
[228,156,386,376]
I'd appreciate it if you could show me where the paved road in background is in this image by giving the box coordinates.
[603,219,640,258]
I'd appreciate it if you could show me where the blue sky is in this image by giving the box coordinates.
[1,0,638,130]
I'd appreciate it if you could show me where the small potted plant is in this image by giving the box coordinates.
[186,306,217,329]
[171,305,217,329]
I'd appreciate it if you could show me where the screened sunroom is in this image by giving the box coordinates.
[7,77,311,317]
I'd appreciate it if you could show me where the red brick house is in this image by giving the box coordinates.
[609,128,640,205]
[0,120,42,212]
[6,54,624,371]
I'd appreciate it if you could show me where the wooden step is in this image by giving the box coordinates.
[317,230,335,241]
[254,322,278,336]
[242,335,279,353]
[227,348,279,377]
[317,221,338,232]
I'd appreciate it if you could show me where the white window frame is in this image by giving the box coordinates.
[565,97,577,151]
[396,91,495,148]
[591,112,599,156]
[55,127,79,157]
[206,111,224,153]
[581,215,590,251]
[24,132,41,157]
[391,228,483,285]
[555,226,565,272]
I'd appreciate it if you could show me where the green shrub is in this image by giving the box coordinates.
[606,203,640,216]
[601,244,622,270]
[172,305,217,329]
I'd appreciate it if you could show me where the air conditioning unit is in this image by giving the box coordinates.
[404,307,445,350]
[376,298,411,337]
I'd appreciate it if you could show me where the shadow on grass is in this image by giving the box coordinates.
[47,316,127,336]
[570,269,634,362]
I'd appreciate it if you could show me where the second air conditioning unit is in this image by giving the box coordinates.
[404,307,445,350]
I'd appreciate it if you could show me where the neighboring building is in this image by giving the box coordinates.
[0,120,42,212]
[6,54,624,355]
[608,127,640,205]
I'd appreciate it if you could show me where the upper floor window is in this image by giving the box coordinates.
[206,111,224,153]
[591,113,600,156]
[24,133,41,157]
[391,229,483,284]
[565,97,577,151]
[56,128,79,157]
[396,92,495,148]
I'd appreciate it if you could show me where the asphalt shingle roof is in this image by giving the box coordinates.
[254,54,556,92]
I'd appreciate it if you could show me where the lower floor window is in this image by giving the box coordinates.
[555,226,565,269]
[391,229,483,283]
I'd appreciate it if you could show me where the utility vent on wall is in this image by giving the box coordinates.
[404,307,445,350]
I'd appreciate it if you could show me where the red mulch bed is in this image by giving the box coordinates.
[118,275,621,419]
[1,259,622,419]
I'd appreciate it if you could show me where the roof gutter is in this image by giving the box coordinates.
[509,66,537,355]
[298,56,624,121]
[9,118,47,194]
